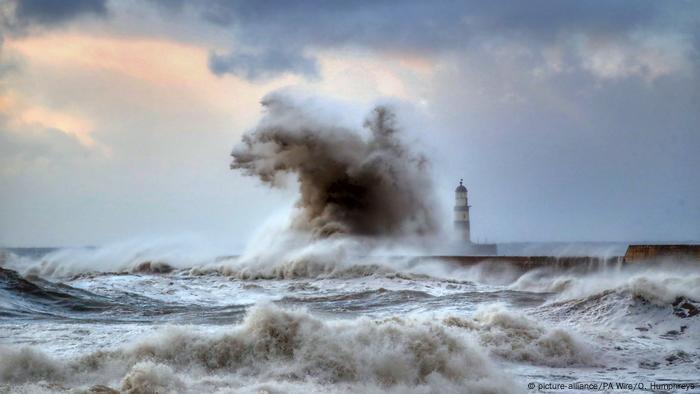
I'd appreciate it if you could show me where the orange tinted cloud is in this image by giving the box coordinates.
[3,32,430,154]
[18,105,95,146]
[4,32,301,128]
[0,90,95,147]
[6,33,205,87]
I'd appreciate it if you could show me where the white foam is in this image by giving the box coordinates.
[445,304,594,367]
[509,262,700,305]
[0,303,515,394]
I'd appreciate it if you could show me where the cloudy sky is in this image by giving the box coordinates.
[1,0,699,247]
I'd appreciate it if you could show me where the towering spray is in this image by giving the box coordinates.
[454,179,471,243]
[230,92,437,238]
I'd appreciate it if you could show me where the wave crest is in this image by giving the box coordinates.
[445,305,593,367]
[0,346,64,383]
[1,303,515,393]
[510,264,700,306]
[121,362,184,394]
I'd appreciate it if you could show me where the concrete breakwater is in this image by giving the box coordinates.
[413,255,623,269]
[413,244,700,269]
[623,244,700,262]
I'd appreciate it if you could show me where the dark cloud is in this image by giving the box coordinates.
[0,0,109,75]
[163,0,699,80]
[200,0,662,47]
[209,49,318,80]
[0,0,108,38]
[14,0,108,26]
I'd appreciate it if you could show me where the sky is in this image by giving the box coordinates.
[0,0,699,248]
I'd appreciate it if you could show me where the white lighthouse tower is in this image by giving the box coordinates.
[454,179,471,243]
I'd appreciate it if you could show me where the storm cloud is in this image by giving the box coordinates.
[1,0,107,33]
[209,49,318,80]
[14,0,107,26]
[170,0,700,80]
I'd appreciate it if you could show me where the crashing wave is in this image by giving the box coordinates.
[0,239,228,279]
[444,305,593,367]
[510,263,700,304]
[0,303,515,393]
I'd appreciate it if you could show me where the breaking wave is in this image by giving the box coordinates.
[0,303,515,394]
[444,305,594,367]
[0,266,115,319]
[509,264,700,337]
[1,236,423,280]
[0,267,240,322]
[230,92,437,238]
[0,240,220,279]
[509,262,700,306]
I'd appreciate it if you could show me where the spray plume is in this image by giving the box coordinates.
[231,93,437,239]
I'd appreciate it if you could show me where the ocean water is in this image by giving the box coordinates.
[0,246,699,393]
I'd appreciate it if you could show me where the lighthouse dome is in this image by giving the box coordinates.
[455,179,467,192]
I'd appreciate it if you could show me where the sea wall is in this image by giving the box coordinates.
[415,244,700,269]
[414,255,622,270]
[623,244,700,262]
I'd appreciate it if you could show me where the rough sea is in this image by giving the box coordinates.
[1,245,698,393]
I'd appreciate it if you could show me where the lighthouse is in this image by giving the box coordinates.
[450,179,497,254]
[454,179,471,243]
